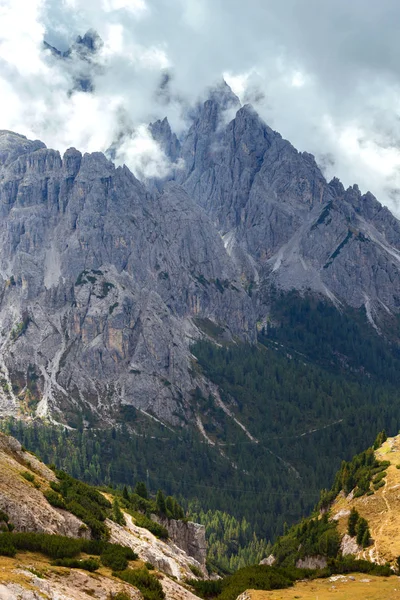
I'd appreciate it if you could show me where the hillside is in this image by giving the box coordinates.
[0,431,208,599]
[5,82,400,556]
[246,576,400,600]
[331,434,400,565]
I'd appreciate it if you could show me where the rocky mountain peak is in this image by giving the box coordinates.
[0,131,46,167]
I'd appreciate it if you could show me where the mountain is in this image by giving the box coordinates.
[3,84,400,428]
[235,433,400,599]
[5,81,400,544]
[0,431,208,599]
[159,87,400,328]
[0,129,253,426]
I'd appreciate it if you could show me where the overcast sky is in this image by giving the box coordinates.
[2,0,400,213]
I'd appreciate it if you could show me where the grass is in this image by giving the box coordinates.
[331,435,400,565]
[247,574,400,600]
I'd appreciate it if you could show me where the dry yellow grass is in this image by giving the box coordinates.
[331,435,400,564]
[248,574,400,600]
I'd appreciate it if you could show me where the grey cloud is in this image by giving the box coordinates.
[3,0,400,212]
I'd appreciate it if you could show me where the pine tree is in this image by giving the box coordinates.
[112,498,126,526]
[348,508,359,537]
[356,517,368,546]
[134,482,148,499]
[361,527,370,548]
[156,490,167,516]
[123,485,130,502]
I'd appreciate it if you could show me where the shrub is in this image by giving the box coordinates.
[101,544,137,571]
[131,512,168,540]
[52,558,100,572]
[189,564,203,578]
[356,518,370,547]
[114,568,165,600]
[0,532,83,559]
[21,471,35,483]
[187,579,223,598]
[0,536,16,557]
[52,472,111,540]
[44,490,67,509]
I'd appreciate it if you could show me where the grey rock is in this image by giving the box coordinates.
[296,555,328,569]
[155,516,207,566]
[0,130,254,424]
[167,85,400,325]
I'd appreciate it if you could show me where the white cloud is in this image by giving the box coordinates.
[2,0,400,213]
[102,0,148,16]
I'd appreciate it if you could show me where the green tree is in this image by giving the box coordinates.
[112,498,126,526]
[348,508,359,537]
[361,528,371,548]
[356,517,369,546]
[123,486,130,502]
[156,490,166,516]
[134,482,148,500]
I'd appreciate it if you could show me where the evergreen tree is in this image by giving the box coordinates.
[347,508,359,537]
[112,498,126,526]
[135,482,148,500]
[361,527,371,548]
[156,490,167,516]
[123,486,130,502]
[356,517,369,546]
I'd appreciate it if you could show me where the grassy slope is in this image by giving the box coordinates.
[331,435,400,565]
[0,551,146,599]
[248,575,400,600]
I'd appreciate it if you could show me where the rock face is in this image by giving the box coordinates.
[155,517,207,567]
[108,515,207,579]
[3,83,400,424]
[0,130,254,425]
[296,555,328,569]
[0,432,88,537]
[164,88,400,328]
[0,431,208,585]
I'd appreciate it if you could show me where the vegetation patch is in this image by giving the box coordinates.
[52,557,100,572]
[114,568,165,600]
[194,318,225,339]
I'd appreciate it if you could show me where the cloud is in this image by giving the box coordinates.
[2,0,400,213]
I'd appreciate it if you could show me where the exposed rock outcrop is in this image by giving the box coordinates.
[0,130,254,425]
[296,555,328,569]
[3,83,400,425]
[0,432,87,537]
[155,516,207,567]
[108,515,207,580]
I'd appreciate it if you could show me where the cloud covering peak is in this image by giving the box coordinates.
[1,0,400,212]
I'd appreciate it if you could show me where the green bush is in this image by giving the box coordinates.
[0,532,136,565]
[373,480,385,490]
[53,471,111,539]
[189,564,203,578]
[131,511,168,540]
[101,544,136,571]
[217,565,301,600]
[44,490,67,509]
[0,535,16,557]
[187,579,223,598]
[21,471,35,483]
[327,557,391,576]
[347,508,359,537]
[114,568,165,600]
[0,532,83,559]
[52,558,100,572]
